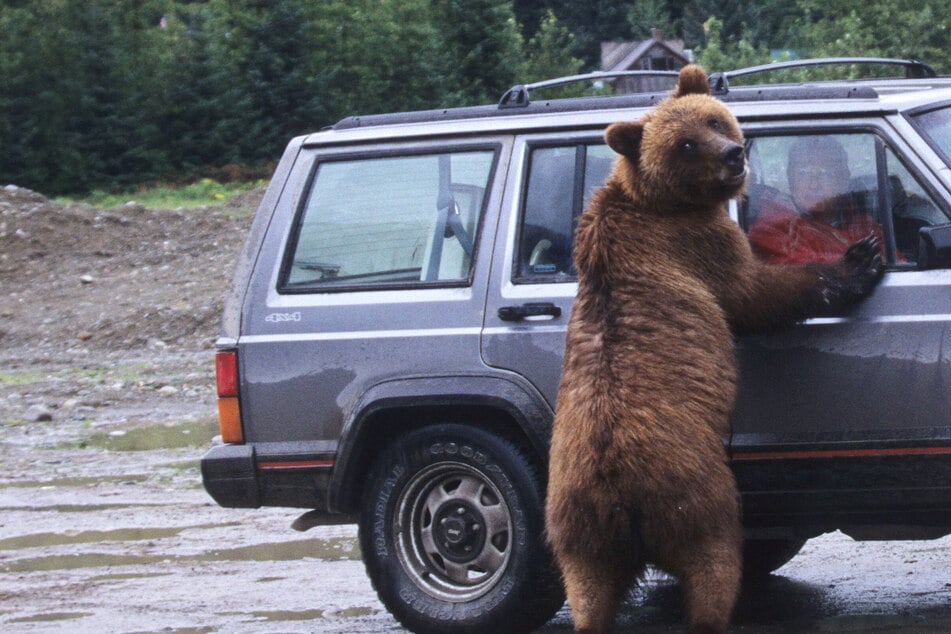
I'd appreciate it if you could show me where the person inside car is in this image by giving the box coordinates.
[748,135,887,265]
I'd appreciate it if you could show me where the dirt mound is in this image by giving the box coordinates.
[0,184,259,353]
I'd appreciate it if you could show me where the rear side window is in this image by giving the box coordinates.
[516,143,615,282]
[282,149,496,290]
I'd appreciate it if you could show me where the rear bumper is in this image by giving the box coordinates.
[200,443,350,522]
[201,443,261,508]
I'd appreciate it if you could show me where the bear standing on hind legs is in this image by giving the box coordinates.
[546,65,884,634]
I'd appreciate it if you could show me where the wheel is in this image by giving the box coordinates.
[359,423,564,634]
[742,538,807,578]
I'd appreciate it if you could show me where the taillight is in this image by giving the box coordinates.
[214,350,243,443]
[215,350,239,397]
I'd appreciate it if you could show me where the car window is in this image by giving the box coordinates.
[743,132,947,265]
[282,150,496,290]
[909,105,951,168]
[516,143,615,282]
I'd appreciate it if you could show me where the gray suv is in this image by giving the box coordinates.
[202,58,951,634]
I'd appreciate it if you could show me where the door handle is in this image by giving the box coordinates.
[497,302,562,322]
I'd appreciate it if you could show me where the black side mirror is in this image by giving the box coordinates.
[918,223,951,269]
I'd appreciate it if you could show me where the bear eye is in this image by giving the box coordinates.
[680,140,697,154]
[708,118,722,130]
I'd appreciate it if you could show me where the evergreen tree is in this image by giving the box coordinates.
[793,0,951,73]
[628,0,677,41]
[3,0,950,195]
[523,10,585,87]
[692,16,770,75]
[430,0,527,105]
[554,0,634,68]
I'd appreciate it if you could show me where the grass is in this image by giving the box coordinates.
[0,371,46,386]
[57,178,266,210]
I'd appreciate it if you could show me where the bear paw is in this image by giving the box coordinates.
[815,234,885,307]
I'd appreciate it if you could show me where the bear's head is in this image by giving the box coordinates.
[605,64,747,212]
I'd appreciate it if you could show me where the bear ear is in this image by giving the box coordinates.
[605,121,644,159]
[672,64,710,98]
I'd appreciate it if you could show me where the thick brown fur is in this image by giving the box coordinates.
[546,64,883,634]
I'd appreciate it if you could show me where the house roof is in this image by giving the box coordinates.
[601,30,691,72]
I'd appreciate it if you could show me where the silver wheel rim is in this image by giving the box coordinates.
[395,461,513,602]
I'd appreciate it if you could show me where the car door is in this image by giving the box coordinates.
[732,125,951,526]
[481,132,615,407]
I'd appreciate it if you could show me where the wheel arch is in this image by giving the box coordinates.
[329,374,553,515]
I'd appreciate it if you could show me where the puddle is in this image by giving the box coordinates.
[89,571,171,582]
[0,474,149,489]
[126,628,212,634]
[245,609,326,622]
[332,606,376,618]
[0,503,166,513]
[1,552,170,573]
[7,612,92,624]
[80,418,218,451]
[162,459,200,471]
[0,523,234,551]
[814,614,922,631]
[227,607,377,624]
[1,536,360,573]
[198,536,360,563]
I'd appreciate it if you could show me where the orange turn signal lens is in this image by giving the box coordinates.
[214,350,243,443]
[217,396,243,443]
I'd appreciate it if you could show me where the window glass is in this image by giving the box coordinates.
[911,106,951,167]
[284,150,495,289]
[886,149,951,261]
[743,133,945,265]
[517,143,615,281]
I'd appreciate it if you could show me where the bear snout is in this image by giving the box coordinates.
[722,144,745,176]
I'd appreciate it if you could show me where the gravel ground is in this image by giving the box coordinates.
[1,184,949,633]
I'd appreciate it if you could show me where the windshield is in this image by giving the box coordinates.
[911,105,951,167]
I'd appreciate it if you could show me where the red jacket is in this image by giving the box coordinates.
[748,190,886,265]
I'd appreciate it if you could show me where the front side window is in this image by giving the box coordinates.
[743,132,948,265]
[283,150,496,290]
[516,143,615,282]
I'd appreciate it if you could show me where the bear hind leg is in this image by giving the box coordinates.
[677,535,742,634]
[559,550,641,633]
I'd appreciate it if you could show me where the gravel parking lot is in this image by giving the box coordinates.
[2,185,949,632]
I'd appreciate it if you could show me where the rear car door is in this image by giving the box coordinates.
[481,132,615,406]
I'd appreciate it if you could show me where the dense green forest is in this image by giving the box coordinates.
[2,0,950,195]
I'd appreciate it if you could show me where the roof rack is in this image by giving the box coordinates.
[708,57,937,95]
[331,57,941,131]
[498,70,679,109]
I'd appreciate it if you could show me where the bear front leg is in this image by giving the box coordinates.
[812,234,885,310]
[732,234,884,335]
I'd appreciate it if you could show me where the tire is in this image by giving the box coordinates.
[742,538,807,578]
[359,423,564,634]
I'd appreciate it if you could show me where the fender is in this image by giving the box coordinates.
[329,372,554,513]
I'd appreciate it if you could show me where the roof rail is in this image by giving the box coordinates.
[499,70,679,109]
[708,57,937,95]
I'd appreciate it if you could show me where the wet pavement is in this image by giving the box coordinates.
[2,410,950,632]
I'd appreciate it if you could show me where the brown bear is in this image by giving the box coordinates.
[545,64,884,634]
